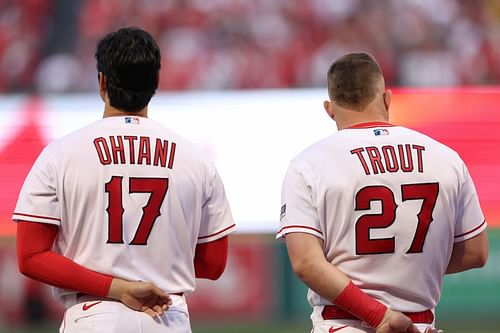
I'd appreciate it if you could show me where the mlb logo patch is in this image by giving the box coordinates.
[125,116,140,125]
[280,204,286,220]
[373,128,389,136]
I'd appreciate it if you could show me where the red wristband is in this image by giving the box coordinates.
[333,281,387,328]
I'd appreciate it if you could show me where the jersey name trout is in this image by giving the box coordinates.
[93,135,176,168]
[350,144,425,175]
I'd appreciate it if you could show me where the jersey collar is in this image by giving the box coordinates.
[346,122,394,129]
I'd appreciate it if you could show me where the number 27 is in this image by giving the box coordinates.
[355,183,439,254]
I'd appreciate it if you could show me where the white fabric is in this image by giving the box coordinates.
[60,294,190,333]
[277,124,486,312]
[311,319,434,333]
[310,305,436,333]
[13,116,235,303]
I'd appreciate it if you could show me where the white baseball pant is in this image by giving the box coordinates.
[311,306,436,333]
[59,294,191,333]
[311,319,436,333]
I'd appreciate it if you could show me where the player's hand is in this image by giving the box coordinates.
[375,309,420,333]
[107,278,172,318]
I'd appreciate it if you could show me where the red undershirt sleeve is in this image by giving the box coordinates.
[16,221,113,297]
[194,236,228,280]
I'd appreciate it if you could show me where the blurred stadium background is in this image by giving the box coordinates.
[0,0,499,332]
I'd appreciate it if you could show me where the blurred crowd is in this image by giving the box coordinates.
[1,0,500,93]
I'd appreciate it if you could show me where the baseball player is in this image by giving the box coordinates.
[277,52,488,333]
[13,27,235,333]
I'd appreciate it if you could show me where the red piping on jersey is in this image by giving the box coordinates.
[277,225,323,235]
[454,220,486,238]
[13,212,61,222]
[198,224,236,240]
[346,122,394,129]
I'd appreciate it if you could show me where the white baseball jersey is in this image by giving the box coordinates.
[277,122,486,312]
[13,116,235,305]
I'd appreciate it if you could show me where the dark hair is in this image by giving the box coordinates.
[95,27,161,112]
[327,52,383,111]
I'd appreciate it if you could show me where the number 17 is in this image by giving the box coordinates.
[105,176,169,245]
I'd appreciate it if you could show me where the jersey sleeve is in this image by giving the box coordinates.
[453,163,487,242]
[197,166,235,244]
[276,161,323,240]
[12,147,61,226]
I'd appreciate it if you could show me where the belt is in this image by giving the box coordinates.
[322,305,434,324]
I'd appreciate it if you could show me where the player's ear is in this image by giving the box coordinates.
[383,89,392,111]
[98,72,107,102]
[324,100,335,120]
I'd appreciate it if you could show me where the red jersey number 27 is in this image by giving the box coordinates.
[355,183,439,255]
[105,176,168,245]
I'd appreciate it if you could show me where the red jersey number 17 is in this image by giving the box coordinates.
[105,176,169,245]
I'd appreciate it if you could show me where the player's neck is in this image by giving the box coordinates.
[102,104,148,118]
[337,116,390,130]
[335,106,389,130]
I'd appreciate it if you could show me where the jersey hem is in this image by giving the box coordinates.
[454,220,487,242]
[12,212,61,226]
[197,223,236,244]
[276,225,324,240]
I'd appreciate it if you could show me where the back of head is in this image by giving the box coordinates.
[95,27,161,113]
[327,52,384,111]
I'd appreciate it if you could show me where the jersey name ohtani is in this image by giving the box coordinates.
[93,135,177,168]
[350,144,425,175]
